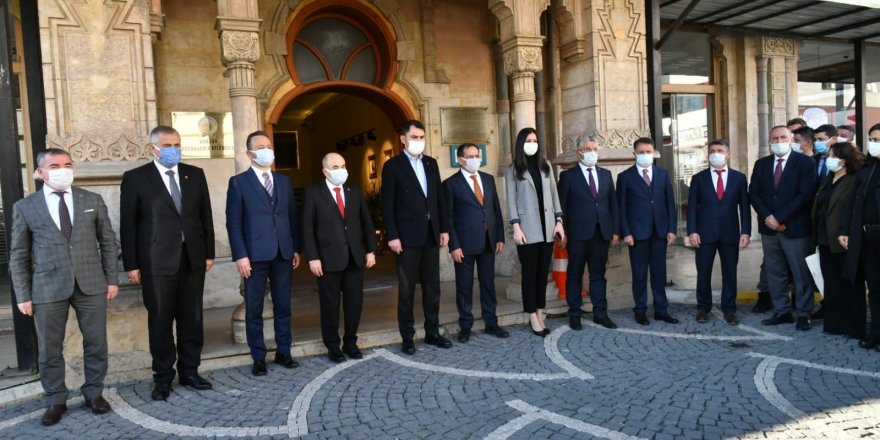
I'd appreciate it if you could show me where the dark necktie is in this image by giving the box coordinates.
[262,172,273,196]
[334,187,345,218]
[587,168,598,199]
[715,169,724,200]
[54,191,72,241]
[166,170,182,213]
[642,168,651,186]
[774,158,783,188]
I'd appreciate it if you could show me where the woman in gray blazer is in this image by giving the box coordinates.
[505,127,565,337]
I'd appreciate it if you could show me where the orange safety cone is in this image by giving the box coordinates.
[552,241,588,299]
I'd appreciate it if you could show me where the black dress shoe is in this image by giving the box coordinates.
[695,310,710,323]
[810,307,825,320]
[252,361,267,376]
[151,382,172,401]
[569,316,583,331]
[593,316,618,329]
[796,317,812,331]
[328,347,346,363]
[485,326,510,338]
[859,340,879,350]
[342,345,363,359]
[723,312,740,326]
[635,314,650,325]
[274,353,299,369]
[457,329,471,343]
[84,395,112,415]
[179,374,212,390]
[41,404,67,426]
[761,313,794,326]
[401,340,416,355]
[424,334,453,348]
[654,313,680,324]
[752,291,772,313]
[529,324,547,337]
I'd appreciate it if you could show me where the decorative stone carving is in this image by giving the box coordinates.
[221,31,260,64]
[47,135,150,162]
[761,36,795,57]
[593,128,650,149]
[503,45,543,74]
[420,0,450,84]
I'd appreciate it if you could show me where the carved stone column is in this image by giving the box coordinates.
[217,20,262,173]
[503,40,544,133]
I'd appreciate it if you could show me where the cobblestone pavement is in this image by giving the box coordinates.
[2,304,880,439]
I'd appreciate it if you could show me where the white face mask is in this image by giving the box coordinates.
[825,157,843,173]
[580,151,598,167]
[523,142,538,156]
[327,168,348,186]
[770,142,790,157]
[837,136,849,143]
[252,148,275,167]
[406,140,425,157]
[635,153,653,168]
[791,143,802,153]
[461,157,481,173]
[868,141,880,158]
[709,152,727,168]
[45,168,74,191]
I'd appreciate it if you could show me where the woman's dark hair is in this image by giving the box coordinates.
[868,122,880,135]
[829,142,862,174]
[512,127,549,180]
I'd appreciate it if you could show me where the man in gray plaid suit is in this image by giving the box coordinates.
[9,148,119,426]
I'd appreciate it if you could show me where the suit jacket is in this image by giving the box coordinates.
[120,161,215,276]
[842,156,878,281]
[302,181,377,272]
[443,171,504,255]
[558,164,618,242]
[226,170,299,263]
[380,152,448,248]
[505,161,563,244]
[686,167,751,244]
[617,165,677,240]
[748,152,817,238]
[9,187,118,304]
[812,173,857,254]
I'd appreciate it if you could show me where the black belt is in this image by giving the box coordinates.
[864,224,880,232]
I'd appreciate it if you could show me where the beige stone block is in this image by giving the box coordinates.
[560,85,595,113]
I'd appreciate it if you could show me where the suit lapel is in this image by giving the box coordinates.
[398,153,427,196]
[69,188,88,238]
[458,172,482,206]
[245,170,272,211]
[149,164,180,214]
[35,191,69,243]
[827,176,849,214]
[576,166,597,201]
[321,182,345,220]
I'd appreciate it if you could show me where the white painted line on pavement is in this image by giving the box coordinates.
[545,326,595,380]
[374,349,572,381]
[485,399,647,440]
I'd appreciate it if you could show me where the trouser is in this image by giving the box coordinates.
[454,235,498,330]
[761,234,814,317]
[35,284,107,405]
[628,235,669,315]
[516,241,554,313]
[566,227,611,319]
[397,230,441,342]
[861,232,880,341]
[317,252,364,349]
[244,250,293,361]
[820,245,865,338]
[695,241,739,313]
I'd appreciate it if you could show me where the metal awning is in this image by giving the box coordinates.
[660,0,880,43]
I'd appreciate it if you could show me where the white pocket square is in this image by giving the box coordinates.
[83,209,95,213]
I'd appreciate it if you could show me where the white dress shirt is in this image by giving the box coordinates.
[772,150,792,174]
[325,178,346,206]
[579,163,599,193]
[154,160,180,197]
[460,168,484,196]
[710,166,729,193]
[252,166,274,191]
[407,153,428,196]
[43,184,74,231]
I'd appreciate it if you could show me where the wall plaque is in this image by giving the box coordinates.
[171,112,234,159]
[440,107,488,145]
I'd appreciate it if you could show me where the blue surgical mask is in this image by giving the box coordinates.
[635,153,653,168]
[814,140,828,155]
[327,168,348,186]
[157,146,181,168]
[253,148,275,167]
[825,157,843,173]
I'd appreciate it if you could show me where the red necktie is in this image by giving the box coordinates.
[773,158,783,188]
[715,169,724,200]
[334,187,345,218]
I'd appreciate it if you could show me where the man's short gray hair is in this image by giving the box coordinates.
[149,125,179,145]
[575,134,597,149]
[36,148,72,169]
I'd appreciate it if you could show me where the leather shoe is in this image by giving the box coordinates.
[810,306,825,320]
[593,316,617,329]
[328,347,346,363]
[723,312,740,326]
[796,316,812,331]
[635,314,650,325]
[457,329,471,343]
[424,334,453,348]
[752,291,772,313]
[274,353,299,369]
[654,313,680,324]
[41,404,67,426]
[695,310,710,323]
[485,326,510,338]
[84,395,111,415]
[179,374,212,390]
[859,339,879,350]
[252,361,267,376]
[401,340,416,355]
[569,316,583,331]
[342,345,363,359]
[151,381,172,401]
[762,313,794,326]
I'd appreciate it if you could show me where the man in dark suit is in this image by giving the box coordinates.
[302,152,377,362]
[617,137,679,325]
[749,125,818,331]
[381,119,451,355]
[120,125,215,400]
[443,143,508,343]
[226,131,301,376]
[10,149,118,425]
[687,140,751,325]
[558,136,619,330]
